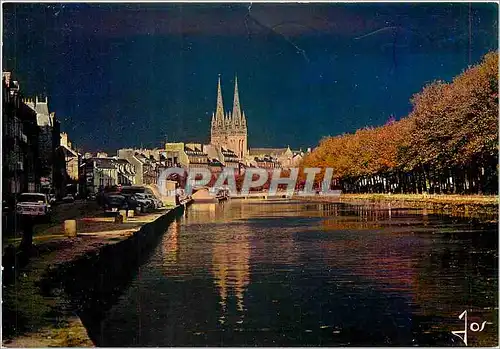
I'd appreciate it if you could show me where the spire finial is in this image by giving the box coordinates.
[215,74,224,123]
[232,74,242,125]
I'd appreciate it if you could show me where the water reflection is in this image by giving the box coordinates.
[99,201,498,346]
[161,218,180,267]
[212,225,250,323]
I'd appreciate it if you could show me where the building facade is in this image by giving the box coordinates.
[60,132,80,182]
[117,149,144,185]
[24,96,66,196]
[80,156,136,194]
[210,76,247,159]
[2,72,41,198]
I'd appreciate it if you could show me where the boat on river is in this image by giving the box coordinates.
[215,188,230,202]
[192,186,230,203]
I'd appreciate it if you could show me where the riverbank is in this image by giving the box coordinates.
[2,201,191,347]
[300,193,498,221]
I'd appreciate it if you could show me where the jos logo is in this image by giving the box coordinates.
[451,310,488,346]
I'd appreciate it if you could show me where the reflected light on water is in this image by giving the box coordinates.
[161,218,180,267]
[99,201,498,347]
[212,226,251,324]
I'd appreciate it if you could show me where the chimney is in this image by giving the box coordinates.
[60,132,68,147]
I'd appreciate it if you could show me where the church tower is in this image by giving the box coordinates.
[210,75,226,148]
[210,75,248,159]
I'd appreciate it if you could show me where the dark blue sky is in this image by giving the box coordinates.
[3,3,498,152]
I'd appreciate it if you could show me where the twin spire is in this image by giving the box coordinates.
[212,74,247,129]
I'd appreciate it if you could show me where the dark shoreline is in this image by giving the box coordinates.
[297,194,498,222]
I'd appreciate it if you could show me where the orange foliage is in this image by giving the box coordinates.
[299,51,497,186]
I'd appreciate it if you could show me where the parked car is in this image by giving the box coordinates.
[119,186,159,212]
[133,193,155,213]
[16,193,52,218]
[102,193,128,213]
[62,194,75,203]
[145,193,163,209]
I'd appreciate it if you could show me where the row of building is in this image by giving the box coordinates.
[3,71,166,199]
[3,72,310,200]
[3,72,69,201]
[80,74,312,194]
[77,142,308,197]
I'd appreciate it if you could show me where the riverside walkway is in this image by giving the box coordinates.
[2,201,191,347]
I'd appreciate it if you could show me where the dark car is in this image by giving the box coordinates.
[62,194,75,203]
[102,193,128,213]
[133,193,155,213]
[119,186,154,213]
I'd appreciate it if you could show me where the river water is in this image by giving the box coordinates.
[98,201,498,346]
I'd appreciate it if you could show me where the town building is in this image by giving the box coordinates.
[163,142,189,168]
[162,142,211,169]
[130,147,163,161]
[248,147,293,167]
[135,152,161,185]
[2,72,41,198]
[184,143,209,168]
[210,76,247,159]
[117,149,145,185]
[251,155,282,170]
[115,159,136,185]
[247,147,310,169]
[24,95,66,196]
[80,156,136,194]
[60,132,80,182]
[117,148,167,185]
[115,76,310,182]
[207,75,308,170]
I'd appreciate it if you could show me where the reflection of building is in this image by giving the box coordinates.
[162,219,180,267]
[189,202,218,219]
[212,228,251,323]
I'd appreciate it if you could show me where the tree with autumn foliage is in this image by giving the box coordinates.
[300,51,498,195]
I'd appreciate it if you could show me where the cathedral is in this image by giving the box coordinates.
[210,75,248,159]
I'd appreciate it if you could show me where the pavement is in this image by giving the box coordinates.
[3,199,177,248]
[3,200,101,241]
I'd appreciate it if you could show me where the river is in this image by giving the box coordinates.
[97,200,498,346]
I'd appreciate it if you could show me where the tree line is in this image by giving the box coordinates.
[300,52,498,195]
